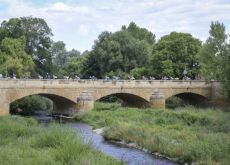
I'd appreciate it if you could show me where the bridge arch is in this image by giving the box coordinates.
[97,92,150,108]
[166,92,209,107]
[8,90,77,104]
[9,93,77,115]
[165,88,210,100]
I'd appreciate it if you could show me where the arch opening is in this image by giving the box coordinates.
[97,93,150,108]
[166,92,209,109]
[10,93,77,116]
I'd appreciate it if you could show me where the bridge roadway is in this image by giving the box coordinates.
[0,79,225,116]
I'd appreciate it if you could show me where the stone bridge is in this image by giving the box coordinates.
[0,79,226,116]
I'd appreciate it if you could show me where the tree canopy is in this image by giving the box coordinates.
[198,21,230,97]
[0,17,53,77]
[0,37,34,78]
[150,32,201,79]
[81,22,154,78]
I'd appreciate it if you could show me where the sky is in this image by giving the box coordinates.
[0,0,230,52]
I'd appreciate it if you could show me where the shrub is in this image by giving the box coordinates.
[166,96,187,108]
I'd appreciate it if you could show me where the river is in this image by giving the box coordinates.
[36,116,178,165]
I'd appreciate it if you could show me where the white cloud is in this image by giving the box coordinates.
[78,25,89,36]
[50,2,72,12]
[96,24,117,32]
[48,2,89,14]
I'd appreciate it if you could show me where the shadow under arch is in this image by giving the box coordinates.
[97,93,150,108]
[10,93,77,115]
[166,92,210,108]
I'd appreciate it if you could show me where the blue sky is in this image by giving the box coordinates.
[0,0,230,52]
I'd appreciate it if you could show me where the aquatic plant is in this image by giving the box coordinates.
[75,103,230,164]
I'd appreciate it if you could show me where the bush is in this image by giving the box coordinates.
[94,102,121,111]
[10,95,53,115]
[166,96,187,108]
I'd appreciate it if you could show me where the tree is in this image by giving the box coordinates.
[50,41,83,78]
[81,22,154,78]
[150,32,201,79]
[63,56,82,78]
[68,49,81,58]
[126,22,155,45]
[51,41,68,69]
[81,31,120,78]
[0,17,53,77]
[161,60,174,78]
[198,21,227,80]
[130,67,148,79]
[0,37,34,78]
[222,45,230,97]
[198,21,230,98]
[0,18,23,41]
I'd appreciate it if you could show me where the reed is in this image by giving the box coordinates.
[0,116,121,165]
[75,103,230,164]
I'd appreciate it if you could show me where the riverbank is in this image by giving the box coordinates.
[75,103,230,165]
[0,116,122,165]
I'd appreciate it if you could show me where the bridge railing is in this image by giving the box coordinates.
[0,78,217,88]
[0,78,216,83]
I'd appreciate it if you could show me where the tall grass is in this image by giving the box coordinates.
[0,116,121,165]
[75,103,230,164]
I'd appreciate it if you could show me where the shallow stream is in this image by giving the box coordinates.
[36,116,177,165]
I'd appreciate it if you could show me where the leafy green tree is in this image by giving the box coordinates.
[125,22,155,45]
[161,60,174,78]
[0,18,23,40]
[198,21,227,80]
[0,17,53,77]
[51,41,68,68]
[62,56,83,78]
[68,49,81,58]
[130,67,148,79]
[81,49,102,78]
[222,46,230,97]
[50,41,83,78]
[150,32,201,79]
[198,21,230,97]
[0,37,34,78]
[81,22,154,78]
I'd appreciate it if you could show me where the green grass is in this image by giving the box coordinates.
[0,116,122,165]
[75,102,230,165]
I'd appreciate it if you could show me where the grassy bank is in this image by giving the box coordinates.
[75,102,230,164]
[0,116,122,165]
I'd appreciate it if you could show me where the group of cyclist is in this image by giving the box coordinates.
[0,72,201,81]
